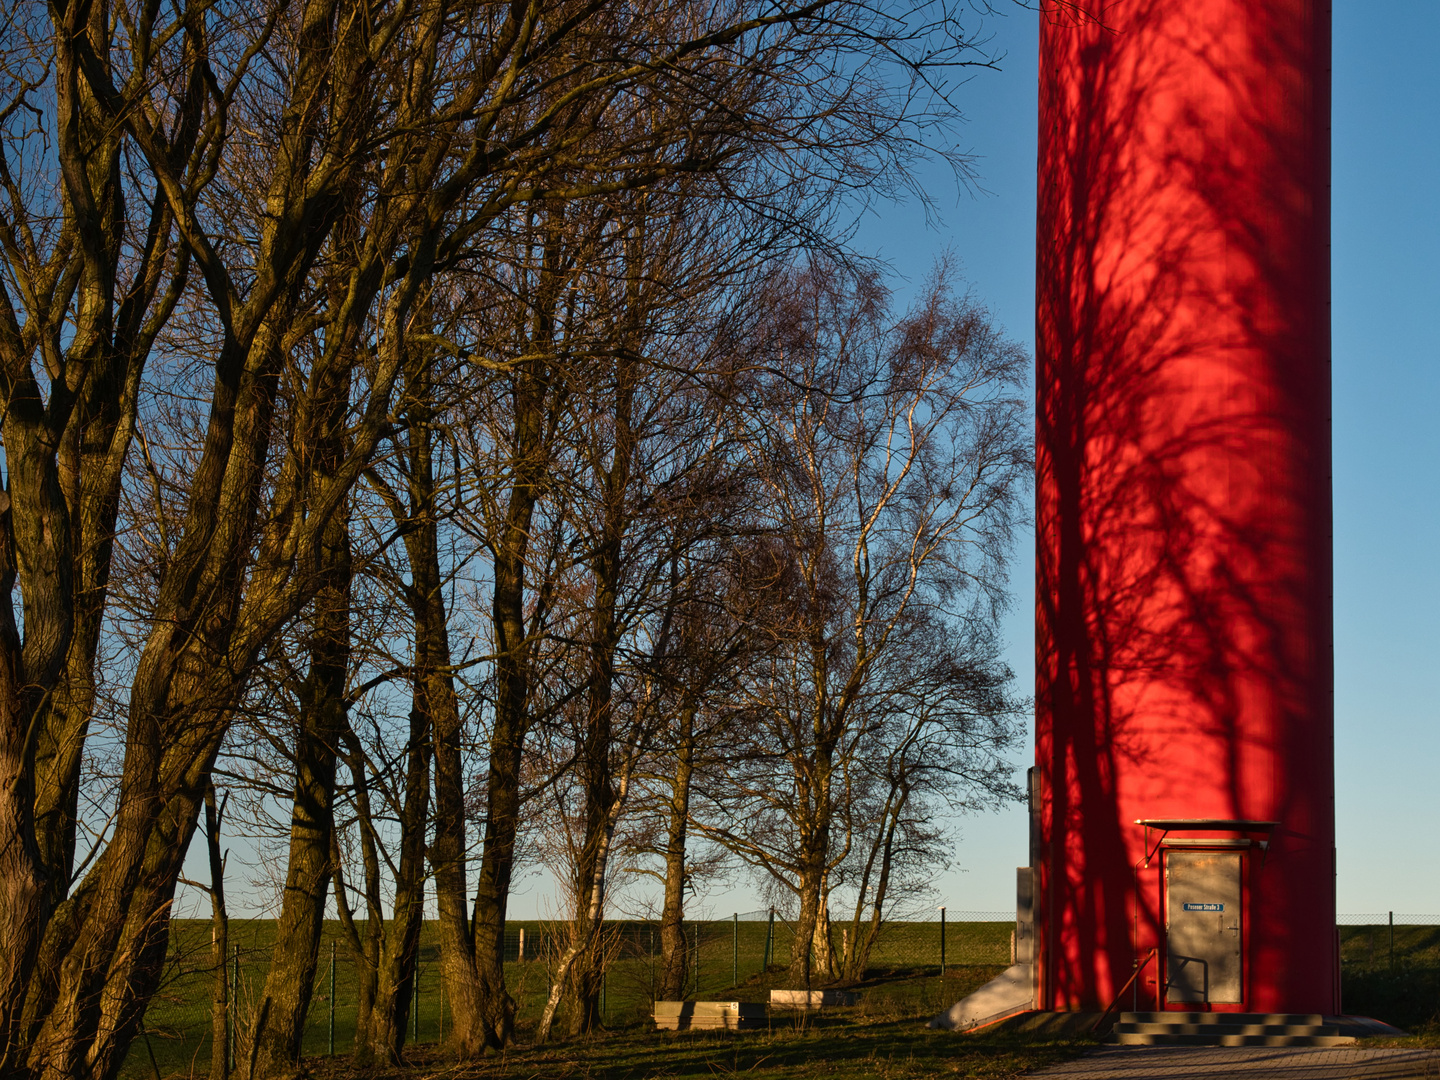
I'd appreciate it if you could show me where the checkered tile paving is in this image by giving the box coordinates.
[1029,1046,1440,1079]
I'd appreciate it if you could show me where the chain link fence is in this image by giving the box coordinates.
[133,910,1017,1074]
[1337,913,1440,972]
[596,909,1016,1001]
[1336,914,1440,1033]
[131,911,1440,1075]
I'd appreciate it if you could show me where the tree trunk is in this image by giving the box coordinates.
[0,683,47,1080]
[203,787,230,1080]
[429,624,482,1056]
[248,511,350,1080]
[657,701,696,1001]
[334,713,426,1067]
[789,751,834,988]
[396,356,485,1059]
[812,881,835,984]
[785,615,842,990]
[469,703,524,1049]
[789,825,830,988]
[810,884,835,981]
[351,702,430,1067]
[469,230,568,1049]
[846,780,907,981]
[537,819,619,1042]
[563,251,651,1036]
[468,499,534,1049]
[567,670,617,1037]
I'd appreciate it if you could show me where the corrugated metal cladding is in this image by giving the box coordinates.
[1034,0,1335,1014]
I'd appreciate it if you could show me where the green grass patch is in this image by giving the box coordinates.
[126,919,1440,1075]
[1339,924,1440,1034]
[299,1022,1093,1080]
[126,920,1022,1078]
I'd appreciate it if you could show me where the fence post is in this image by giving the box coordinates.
[938,907,946,974]
[329,941,335,1057]
[694,922,701,995]
[650,925,655,999]
[412,967,419,1043]
[764,908,774,973]
[519,926,525,963]
[733,913,739,988]
[1390,911,1395,971]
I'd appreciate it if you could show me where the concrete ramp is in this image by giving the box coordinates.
[928,962,1033,1031]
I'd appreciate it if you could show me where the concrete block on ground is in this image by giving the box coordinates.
[653,1001,766,1031]
[768,989,858,1010]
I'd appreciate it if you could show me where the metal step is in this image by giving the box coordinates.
[1114,1032,1355,1047]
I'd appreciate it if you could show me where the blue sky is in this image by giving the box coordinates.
[184,2,1440,922]
[824,0,1440,919]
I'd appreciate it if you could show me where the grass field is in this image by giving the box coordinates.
[122,920,1440,1077]
[1339,923,1440,1034]
[299,1014,1094,1080]
[130,919,1017,1078]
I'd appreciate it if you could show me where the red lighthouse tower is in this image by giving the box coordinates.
[1033,0,1334,1014]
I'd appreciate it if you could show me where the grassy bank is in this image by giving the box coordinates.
[1340,923,1440,1034]
[129,920,1022,1078]
[125,919,1440,1076]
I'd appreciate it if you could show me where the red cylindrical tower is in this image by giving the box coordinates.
[1035,0,1334,1014]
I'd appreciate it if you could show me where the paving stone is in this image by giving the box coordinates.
[1029,1045,1440,1079]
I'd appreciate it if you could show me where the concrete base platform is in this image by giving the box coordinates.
[1326,1016,1410,1038]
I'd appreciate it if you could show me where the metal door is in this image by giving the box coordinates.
[1166,851,1242,1003]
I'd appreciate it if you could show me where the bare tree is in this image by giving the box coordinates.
[529,186,760,1039]
[641,541,776,1000]
[0,0,1018,1071]
[440,203,593,1052]
[699,259,1029,986]
[836,614,1023,979]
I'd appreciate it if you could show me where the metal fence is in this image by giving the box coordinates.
[131,912,1440,1076]
[1337,913,1440,975]
[595,908,1017,998]
[134,910,1017,1074]
[1338,913,1440,925]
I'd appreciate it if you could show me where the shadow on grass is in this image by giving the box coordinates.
[298,971,1095,1080]
[1344,969,1440,1036]
[1341,925,1440,1035]
[306,1024,1094,1080]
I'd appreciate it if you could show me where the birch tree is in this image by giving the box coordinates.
[702,260,1029,985]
